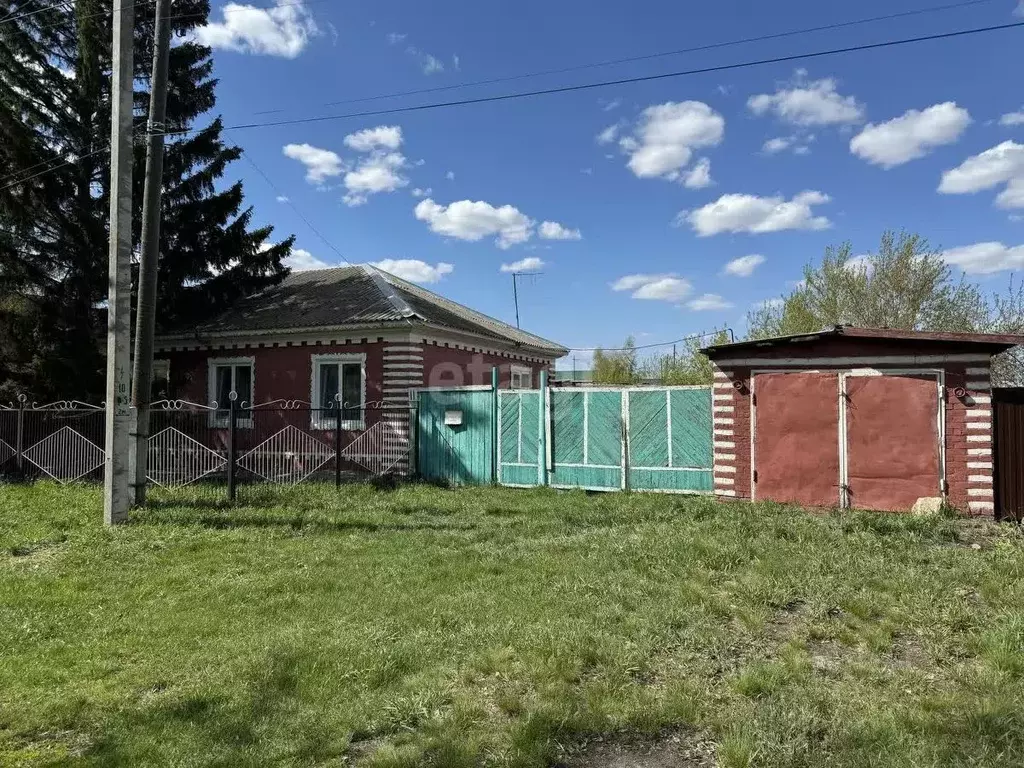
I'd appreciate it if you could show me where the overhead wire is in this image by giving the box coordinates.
[565,329,733,354]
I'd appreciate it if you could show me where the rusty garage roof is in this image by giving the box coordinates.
[701,325,1024,356]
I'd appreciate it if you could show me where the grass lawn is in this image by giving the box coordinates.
[2,483,1024,767]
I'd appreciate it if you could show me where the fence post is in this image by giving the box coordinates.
[334,393,342,489]
[408,393,419,477]
[491,366,499,484]
[227,392,237,502]
[539,370,548,487]
[15,394,25,476]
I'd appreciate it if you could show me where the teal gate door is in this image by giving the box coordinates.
[627,387,713,493]
[498,390,543,487]
[417,387,494,485]
[548,389,624,491]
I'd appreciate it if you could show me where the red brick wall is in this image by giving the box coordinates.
[709,341,994,516]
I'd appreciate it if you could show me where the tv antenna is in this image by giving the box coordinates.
[510,270,542,328]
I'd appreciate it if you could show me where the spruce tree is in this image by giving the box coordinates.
[0,0,293,401]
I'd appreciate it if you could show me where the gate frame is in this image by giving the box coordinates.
[496,388,545,488]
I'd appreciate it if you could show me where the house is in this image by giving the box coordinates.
[153,265,568,420]
[700,325,1024,516]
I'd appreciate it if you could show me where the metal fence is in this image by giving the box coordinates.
[0,396,416,496]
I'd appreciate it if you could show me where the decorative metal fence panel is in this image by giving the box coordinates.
[0,397,415,495]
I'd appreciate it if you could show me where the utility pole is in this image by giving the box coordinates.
[131,0,172,506]
[510,271,541,329]
[103,0,135,525]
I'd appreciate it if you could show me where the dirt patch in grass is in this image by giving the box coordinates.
[556,728,716,768]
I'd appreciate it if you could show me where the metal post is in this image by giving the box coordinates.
[491,366,499,484]
[103,0,135,526]
[334,394,342,489]
[130,0,173,507]
[227,393,237,501]
[15,394,25,476]
[539,370,548,487]
[512,273,520,329]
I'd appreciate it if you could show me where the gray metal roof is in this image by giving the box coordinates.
[171,264,568,355]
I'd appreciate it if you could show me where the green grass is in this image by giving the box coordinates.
[1,482,1023,767]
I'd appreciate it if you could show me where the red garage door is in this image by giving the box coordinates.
[754,372,840,507]
[844,374,941,512]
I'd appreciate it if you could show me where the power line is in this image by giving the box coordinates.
[173,20,1024,136]
[240,151,351,267]
[0,146,111,192]
[567,329,734,353]
[252,0,999,116]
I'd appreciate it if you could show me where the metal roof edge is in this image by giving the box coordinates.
[361,264,417,319]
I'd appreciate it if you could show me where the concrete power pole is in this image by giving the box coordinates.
[131,0,172,506]
[104,0,135,525]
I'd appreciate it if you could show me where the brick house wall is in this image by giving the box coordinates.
[708,340,995,516]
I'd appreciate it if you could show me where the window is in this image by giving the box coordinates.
[510,365,532,389]
[152,360,170,400]
[207,357,254,427]
[311,354,365,430]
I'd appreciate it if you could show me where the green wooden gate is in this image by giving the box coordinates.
[498,390,544,486]
[627,388,713,493]
[548,389,624,491]
[416,386,494,485]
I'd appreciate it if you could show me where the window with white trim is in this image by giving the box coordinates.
[207,357,254,427]
[510,365,532,389]
[311,354,366,429]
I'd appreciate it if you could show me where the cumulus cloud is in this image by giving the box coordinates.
[763,136,792,154]
[500,257,545,273]
[445,170,455,180]
[618,101,725,181]
[196,0,318,58]
[596,123,620,145]
[342,152,408,206]
[411,187,432,198]
[611,274,692,301]
[723,254,765,277]
[682,157,713,189]
[344,125,402,151]
[938,141,1024,209]
[285,248,332,271]
[691,192,830,236]
[283,143,344,184]
[748,73,864,126]
[1001,109,1024,126]
[849,102,971,168]
[421,53,445,74]
[371,259,453,283]
[687,293,733,311]
[941,242,1024,274]
[538,221,582,241]
[684,190,832,236]
[415,198,533,249]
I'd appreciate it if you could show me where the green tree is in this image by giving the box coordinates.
[592,337,640,385]
[0,0,293,400]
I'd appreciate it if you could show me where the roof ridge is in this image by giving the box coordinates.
[361,264,417,319]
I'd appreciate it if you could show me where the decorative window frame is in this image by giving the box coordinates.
[510,364,532,390]
[207,356,255,427]
[310,353,367,430]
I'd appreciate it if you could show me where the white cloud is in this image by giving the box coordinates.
[849,102,971,168]
[618,101,725,181]
[452,54,461,71]
[941,242,1024,274]
[500,257,545,273]
[684,190,832,236]
[596,123,620,145]
[344,125,402,152]
[276,195,289,203]
[600,97,622,112]
[682,157,713,189]
[342,151,408,206]
[1016,1,1024,17]
[748,74,864,126]
[285,248,332,271]
[386,32,406,44]
[723,254,765,277]
[1001,109,1024,127]
[196,0,318,58]
[445,170,455,180]
[538,221,582,241]
[415,198,533,249]
[938,141,1024,209]
[421,53,444,74]
[371,259,453,283]
[763,136,792,154]
[687,293,733,311]
[753,297,786,311]
[283,143,344,184]
[411,187,432,198]
[611,274,692,301]
[844,254,874,274]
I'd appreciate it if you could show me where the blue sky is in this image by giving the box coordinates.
[193,0,1024,365]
